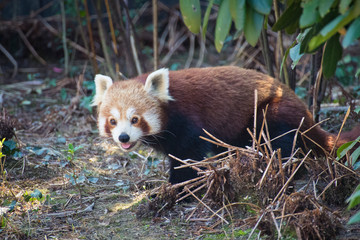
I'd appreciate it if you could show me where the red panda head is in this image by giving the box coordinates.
[92,68,173,152]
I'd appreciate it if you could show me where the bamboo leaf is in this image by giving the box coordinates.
[244,4,264,46]
[309,2,360,51]
[180,0,201,34]
[229,0,246,30]
[340,0,352,14]
[322,34,343,78]
[319,0,335,17]
[347,184,360,210]
[215,0,232,52]
[348,211,360,224]
[289,43,304,69]
[272,0,302,31]
[343,17,360,48]
[351,146,360,167]
[300,0,320,28]
[247,0,272,15]
[202,0,214,39]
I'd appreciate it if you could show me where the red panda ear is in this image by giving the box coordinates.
[144,68,174,102]
[92,74,113,106]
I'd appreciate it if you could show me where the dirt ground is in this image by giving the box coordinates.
[1,66,360,240]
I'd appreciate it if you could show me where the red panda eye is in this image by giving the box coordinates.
[109,119,117,125]
[131,117,139,124]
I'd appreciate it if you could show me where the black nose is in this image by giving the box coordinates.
[119,133,130,143]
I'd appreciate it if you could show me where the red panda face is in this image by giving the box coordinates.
[93,69,172,152]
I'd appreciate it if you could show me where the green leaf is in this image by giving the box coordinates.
[229,0,246,31]
[88,177,99,184]
[351,146,360,166]
[31,189,43,200]
[322,34,343,78]
[340,0,352,15]
[355,106,360,114]
[180,0,201,34]
[308,2,360,51]
[337,141,354,159]
[337,136,360,159]
[300,11,338,53]
[300,0,320,28]
[280,40,296,78]
[319,0,335,17]
[289,43,304,69]
[68,143,74,151]
[202,0,214,39]
[244,4,264,46]
[247,0,272,15]
[285,17,300,34]
[343,18,360,48]
[347,184,360,209]
[272,0,302,31]
[3,140,16,151]
[215,0,232,52]
[74,145,83,152]
[348,211,360,224]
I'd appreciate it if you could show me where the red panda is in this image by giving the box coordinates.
[92,66,360,184]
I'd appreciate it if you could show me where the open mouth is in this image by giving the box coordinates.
[119,142,138,151]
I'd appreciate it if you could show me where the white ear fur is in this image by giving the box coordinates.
[92,74,113,106]
[144,68,173,101]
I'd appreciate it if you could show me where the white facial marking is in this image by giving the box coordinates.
[126,107,136,120]
[143,110,161,134]
[110,108,121,120]
[111,120,143,143]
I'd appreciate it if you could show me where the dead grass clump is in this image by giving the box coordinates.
[284,192,341,239]
[323,173,359,206]
[136,183,177,218]
[284,192,316,213]
[228,154,260,198]
[0,109,16,140]
[292,208,341,240]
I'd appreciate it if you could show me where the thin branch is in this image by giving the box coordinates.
[184,33,195,69]
[104,0,120,77]
[273,0,289,86]
[0,43,18,78]
[184,186,229,224]
[83,0,99,73]
[93,0,115,78]
[60,0,69,76]
[153,0,159,70]
[16,28,46,65]
[39,17,104,63]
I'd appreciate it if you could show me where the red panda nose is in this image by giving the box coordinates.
[119,133,130,143]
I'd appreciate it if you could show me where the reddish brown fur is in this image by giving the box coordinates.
[133,66,359,154]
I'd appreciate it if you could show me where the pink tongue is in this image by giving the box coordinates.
[121,143,132,149]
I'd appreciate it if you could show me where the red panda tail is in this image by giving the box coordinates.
[338,125,360,144]
[304,125,360,155]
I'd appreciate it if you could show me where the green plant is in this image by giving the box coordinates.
[63,143,85,204]
[0,138,7,185]
[180,0,360,79]
[347,184,360,224]
[0,200,16,233]
[23,189,45,203]
[338,137,360,225]
[337,136,360,169]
